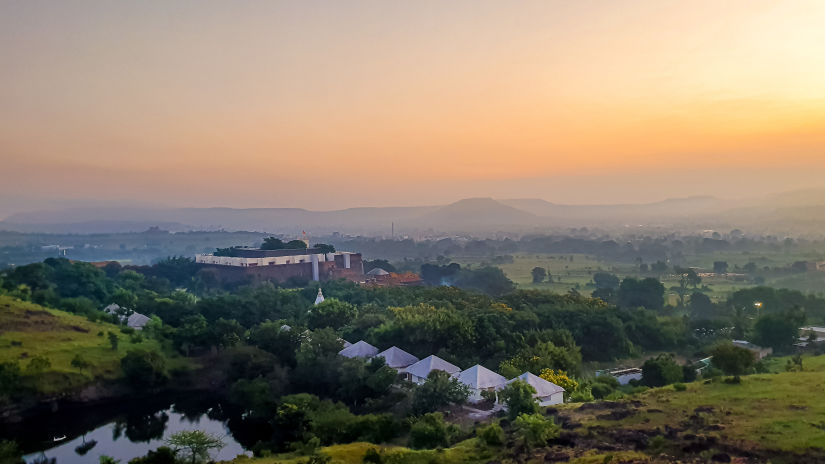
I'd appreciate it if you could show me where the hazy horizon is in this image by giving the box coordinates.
[2,1,825,218]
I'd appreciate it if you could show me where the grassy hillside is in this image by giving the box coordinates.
[0,295,186,395]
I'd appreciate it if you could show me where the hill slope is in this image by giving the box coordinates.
[0,296,175,396]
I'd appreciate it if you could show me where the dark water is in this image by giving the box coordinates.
[0,396,261,464]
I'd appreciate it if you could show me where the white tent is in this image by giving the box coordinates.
[375,346,419,370]
[338,340,378,359]
[506,372,565,406]
[126,312,151,330]
[405,355,461,384]
[314,288,325,305]
[456,365,507,403]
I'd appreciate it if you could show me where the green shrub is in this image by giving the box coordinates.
[673,383,687,391]
[512,413,560,450]
[409,413,450,449]
[362,448,382,464]
[591,382,614,399]
[477,423,504,446]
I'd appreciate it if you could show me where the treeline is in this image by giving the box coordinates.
[327,232,825,264]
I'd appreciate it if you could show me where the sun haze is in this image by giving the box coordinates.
[2,0,825,215]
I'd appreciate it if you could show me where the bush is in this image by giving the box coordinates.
[641,354,683,387]
[591,382,614,399]
[127,446,177,464]
[673,383,687,392]
[512,413,560,450]
[498,380,538,420]
[411,370,469,414]
[568,387,594,403]
[362,448,382,464]
[477,423,504,446]
[409,413,450,449]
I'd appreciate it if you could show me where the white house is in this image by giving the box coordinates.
[405,355,461,384]
[375,346,419,371]
[506,372,565,406]
[455,364,507,403]
[103,303,150,330]
[732,340,772,359]
[338,340,378,359]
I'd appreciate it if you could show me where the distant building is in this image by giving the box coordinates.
[732,340,772,359]
[195,247,364,283]
[103,303,150,330]
[596,367,642,385]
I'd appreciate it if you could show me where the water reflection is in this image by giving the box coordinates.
[5,396,254,464]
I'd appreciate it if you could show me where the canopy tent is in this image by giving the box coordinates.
[375,346,419,369]
[405,355,461,384]
[338,340,378,359]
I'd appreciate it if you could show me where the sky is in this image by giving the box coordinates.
[1,0,825,217]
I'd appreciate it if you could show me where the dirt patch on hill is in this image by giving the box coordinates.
[0,308,84,334]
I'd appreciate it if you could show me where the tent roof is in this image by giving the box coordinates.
[405,355,461,379]
[456,364,507,390]
[376,346,419,368]
[338,340,378,359]
[126,312,150,329]
[507,372,565,396]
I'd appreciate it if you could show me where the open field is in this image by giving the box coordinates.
[455,251,825,300]
[0,295,188,395]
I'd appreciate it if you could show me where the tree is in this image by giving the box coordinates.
[25,356,51,374]
[71,354,91,374]
[261,237,285,250]
[312,243,336,254]
[531,267,547,284]
[453,267,516,297]
[593,272,620,290]
[618,278,664,310]
[166,431,224,464]
[308,299,357,330]
[121,349,168,388]
[411,370,470,414]
[408,413,452,449]
[499,341,581,379]
[126,446,177,464]
[498,380,538,420]
[284,240,308,249]
[512,413,559,451]
[539,369,579,395]
[688,292,715,319]
[713,261,729,275]
[753,311,801,353]
[641,354,683,387]
[711,343,755,382]
[99,456,120,464]
[0,440,24,464]
[108,332,119,351]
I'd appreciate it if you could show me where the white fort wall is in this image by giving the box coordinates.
[195,252,354,268]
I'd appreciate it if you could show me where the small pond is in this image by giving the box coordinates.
[1,395,259,464]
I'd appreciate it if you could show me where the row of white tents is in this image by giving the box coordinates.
[338,340,565,406]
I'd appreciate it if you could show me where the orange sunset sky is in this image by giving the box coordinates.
[1,0,825,216]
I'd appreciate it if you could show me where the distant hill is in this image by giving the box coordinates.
[2,189,824,235]
[411,198,538,231]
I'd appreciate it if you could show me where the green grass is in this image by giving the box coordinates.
[0,295,187,395]
[573,363,825,455]
[229,439,496,464]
